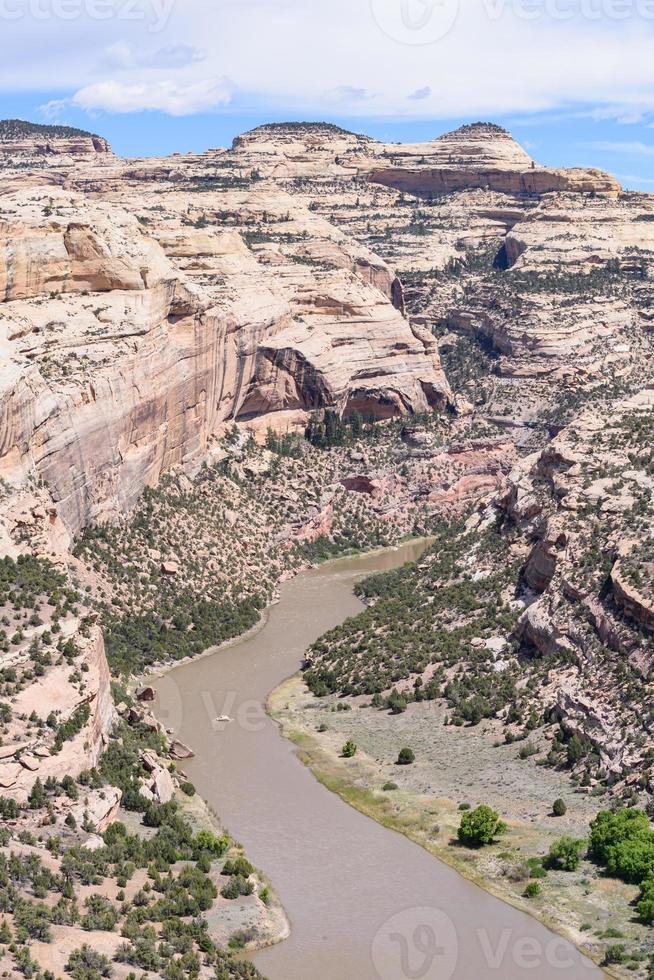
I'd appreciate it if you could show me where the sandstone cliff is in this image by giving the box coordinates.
[498,385,654,782]
[0,118,112,159]
[0,182,449,533]
[0,114,652,813]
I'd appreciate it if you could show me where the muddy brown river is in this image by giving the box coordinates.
[153,542,602,980]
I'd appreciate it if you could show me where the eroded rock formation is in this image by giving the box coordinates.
[0,183,449,533]
[0,114,652,816]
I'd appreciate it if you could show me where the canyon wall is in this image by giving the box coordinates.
[0,183,449,533]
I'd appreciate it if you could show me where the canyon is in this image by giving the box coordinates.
[0,117,652,979]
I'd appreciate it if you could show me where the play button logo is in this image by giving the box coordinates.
[370,0,460,44]
[371,906,459,980]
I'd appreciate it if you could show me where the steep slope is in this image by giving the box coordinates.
[0,185,449,533]
[0,117,652,979]
[228,121,619,197]
[366,122,619,198]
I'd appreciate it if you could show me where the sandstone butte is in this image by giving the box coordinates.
[0,116,652,815]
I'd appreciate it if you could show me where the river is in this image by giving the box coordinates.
[152,541,602,980]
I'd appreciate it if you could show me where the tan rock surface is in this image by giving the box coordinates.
[0,176,450,532]
[0,114,652,824]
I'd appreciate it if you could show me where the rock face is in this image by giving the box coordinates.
[0,119,112,159]
[229,121,619,199]
[503,192,654,269]
[0,179,450,532]
[611,556,654,632]
[0,625,116,802]
[230,122,376,179]
[1,118,641,534]
[0,190,227,531]
[365,123,620,199]
[444,190,654,384]
[0,114,652,815]
[69,786,122,833]
[238,278,448,421]
[497,385,654,780]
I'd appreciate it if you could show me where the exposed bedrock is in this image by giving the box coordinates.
[0,189,450,532]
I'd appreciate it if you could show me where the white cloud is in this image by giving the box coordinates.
[589,105,650,125]
[408,86,432,101]
[590,140,654,156]
[103,42,207,70]
[325,86,370,103]
[616,173,654,186]
[70,77,234,115]
[2,0,654,120]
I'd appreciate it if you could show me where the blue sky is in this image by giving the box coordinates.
[1,0,653,189]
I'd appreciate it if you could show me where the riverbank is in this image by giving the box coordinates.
[134,609,293,959]
[269,675,653,979]
[177,788,290,953]
[142,537,435,685]
[141,543,435,957]
[150,542,604,980]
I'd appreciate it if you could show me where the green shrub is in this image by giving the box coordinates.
[546,836,585,872]
[66,944,112,979]
[602,945,626,966]
[14,901,52,942]
[28,778,46,810]
[222,856,255,878]
[524,882,541,898]
[221,876,254,900]
[196,853,211,873]
[80,895,118,932]
[342,741,357,758]
[588,808,650,865]
[387,691,408,715]
[457,805,506,848]
[552,799,567,817]
[606,835,654,883]
[636,877,654,924]
[589,808,654,885]
[0,796,20,819]
[194,829,230,857]
[519,741,538,760]
[527,859,548,880]
[397,748,415,766]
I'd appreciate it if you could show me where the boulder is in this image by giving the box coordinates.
[140,751,158,773]
[0,763,22,788]
[169,739,195,760]
[19,754,40,772]
[152,767,175,804]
